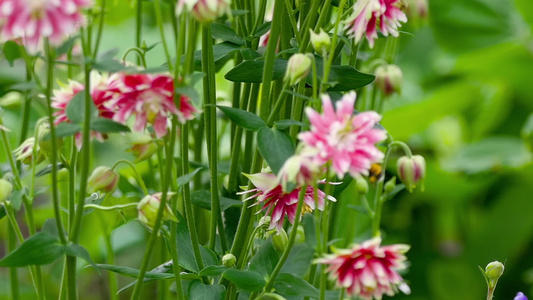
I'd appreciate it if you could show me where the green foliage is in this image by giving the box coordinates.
[222,269,266,292]
[188,280,226,300]
[257,127,295,174]
[217,105,266,131]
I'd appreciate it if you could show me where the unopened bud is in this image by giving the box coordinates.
[128,135,158,162]
[485,261,504,282]
[36,118,62,160]
[374,64,403,97]
[13,138,43,165]
[284,53,312,86]
[271,228,288,254]
[355,177,369,194]
[137,193,178,229]
[384,177,397,194]
[397,155,426,193]
[295,225,305,244]
[87,166,119,194]
[310,29,331,55]
[0,179,13,202]
[514,292,528,300]
[405,0,429,21]
[222,253,236,267]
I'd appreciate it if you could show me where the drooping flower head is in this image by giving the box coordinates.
[51,72,121,149]
[112,73,197,138]
[298,92,387,179]
[515,292,528,300]
[345,0,407,48]
[316,237,410,300]
[277,147,323,192]
[0,0,92,52]
[239,172,335,231]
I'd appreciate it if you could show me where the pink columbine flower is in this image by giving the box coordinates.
[52,72,120,149]
[316,237,410,300]
[345,0,407,48]
[298,92,387,179]
[112,73,197,138]
[175,0,230,23]
[0,0,92,52]
[239,172,335,231]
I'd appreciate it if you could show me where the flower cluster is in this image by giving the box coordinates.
[52,71,197,148]
[298,91,387,179]
[0,0,92,52]
[239,172,335,231]
[345,0,407,48]
[316,237,410,300]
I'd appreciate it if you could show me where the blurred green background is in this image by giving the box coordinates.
[1,0,533,299]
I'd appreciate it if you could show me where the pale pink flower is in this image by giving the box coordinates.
[0,0,92,52]
[345,0,407,48]
[298,92,387,179]
[52,72,120,149]
[239,172,335,231]
[175,0,230,23]
[112,73,197,138]
[316,237,410,300]
[277,148,323,191]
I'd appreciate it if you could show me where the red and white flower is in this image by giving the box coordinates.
[112,73,197,138]
[52,72,120,149]
[0,0,92,52]
[316,237,410,300]
[298,92,387,179]
[345,0,407,48]
[239,172,335,231]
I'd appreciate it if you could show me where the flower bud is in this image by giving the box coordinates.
[13,138,44,165]
[137,193,178,229]
[384,177,396,194]
[0,179,13,202]
[485,261,504,282]
[271,228,289,254]
[397,155,426,193]
[87,166,119,194]
[36,118,63,161]
[128,135,158,162]
[222,253,236,267]
[310,29,331,55]
[374,64,403,97]
[278,151,321,192]
[405,0,429,22]
[258,215,272,228]
[177,0,231,23]
[514,292,528,300]
[295,225,305,244]
[284,53,312,86]
[355,177,369,194]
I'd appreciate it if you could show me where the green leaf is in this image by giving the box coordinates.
[280,244,315,277]
[92,48,135,73]
[56,35,79,57]
[274,273,319,298]
[249,239,279,277]
[95,264,174,279]
[9,188,26,211]
[257,127,295,174]
[90,118,130,133]
[273,120,308,130]
[311,60,375,91]
[222,269,266,292]
[0,203,7,221]
[63,243,99,272]
[188,280,226,300]
[445,137,532,174]
[211,23,244,45]
[8,81,37,92]
[254,22,272,38]
[65,91,98,124]
[0,232,63,267]
[217,106,266,131]
[189,42,242,72]
[51,122,81,139]
[177,168,203,187]
[35,163,66,178]
[3,41,21,65]
[176,86,200,106]
[190,190,242,211]
[224,59,287,83]
[199,265,228,277]
[175,213,219,272]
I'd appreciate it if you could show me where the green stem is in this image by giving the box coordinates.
[97,213,118,300]
[68,139,78,228]
[92,0,107,59]
[263,186,308,292]
[371,144,394,237]
[153,0,172,68]
[202,23,223,251]
[135,0,143,65]
[84,203,139,211]
[7,223,20,300]
[110,160,149,194]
